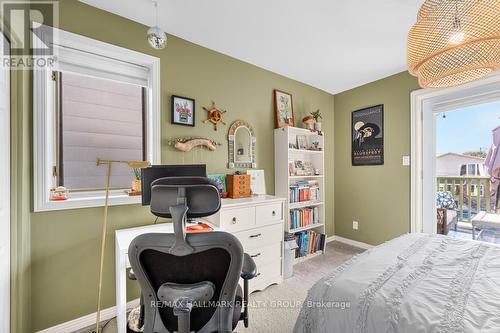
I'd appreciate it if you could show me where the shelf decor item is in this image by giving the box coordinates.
[302,116,315,130]
[226,173,251,198]
[207,173,228,198]
[408,0,500,88]
[247,169,266,196]
[203,101,227,131]
[352,105,384,166]
[296,135,308,150]
[310,109,322,132]
[274,89,295,128]
[171,95,195,126]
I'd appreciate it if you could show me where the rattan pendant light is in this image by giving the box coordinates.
[408,0,500,88]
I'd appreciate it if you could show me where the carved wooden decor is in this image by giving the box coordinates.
[203,101,227,131]
[167,137,221,152]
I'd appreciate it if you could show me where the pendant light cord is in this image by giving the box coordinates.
[154,1,159,27]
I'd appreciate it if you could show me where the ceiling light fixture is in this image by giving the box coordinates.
[408,0,500,88]
[147,1,167,50]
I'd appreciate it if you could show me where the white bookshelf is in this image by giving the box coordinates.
[274,126,327,264]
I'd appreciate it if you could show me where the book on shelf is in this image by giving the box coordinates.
[295,230,325,258]
[289,206,320,229]
[289,181,320,203]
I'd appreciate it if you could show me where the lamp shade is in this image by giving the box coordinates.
[408,0,500,88]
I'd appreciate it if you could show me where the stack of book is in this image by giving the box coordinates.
[295,230,325,258]
[289,206,320,229]
[289,181,320,203]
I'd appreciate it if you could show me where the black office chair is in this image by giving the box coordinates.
[128,177,257,333]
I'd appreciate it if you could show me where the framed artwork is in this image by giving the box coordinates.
[246,169,266,196]
[352,104,384,166]
[296,135,307,150]
[171,95,195,127]
[274,89,295,128]
[207,173,227,196]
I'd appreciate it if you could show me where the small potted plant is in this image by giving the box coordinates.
[311,109,322,131]
[132,168,142,192]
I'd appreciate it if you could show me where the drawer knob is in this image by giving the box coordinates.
[250,252,261,258]
[231,217,237,224]
[256,272,261,277]
[272,211,276,216]
[249,233,262,238]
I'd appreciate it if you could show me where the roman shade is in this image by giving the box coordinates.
[60,72,144,190]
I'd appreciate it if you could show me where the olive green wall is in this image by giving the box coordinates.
[334,72,419,245]
[13,1,334,331]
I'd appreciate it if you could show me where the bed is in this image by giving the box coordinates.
[294,233,500,333]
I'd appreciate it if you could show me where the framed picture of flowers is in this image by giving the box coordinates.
[274,89,295,128]
[171,95,195,127]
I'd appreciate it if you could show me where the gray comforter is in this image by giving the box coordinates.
[294,233,500,333]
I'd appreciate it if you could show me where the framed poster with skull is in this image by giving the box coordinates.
[352,105,384,166]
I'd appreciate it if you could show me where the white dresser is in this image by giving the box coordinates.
[204,195,285,293]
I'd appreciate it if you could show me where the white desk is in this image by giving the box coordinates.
[114,222,218,333]
[114,195,284,333]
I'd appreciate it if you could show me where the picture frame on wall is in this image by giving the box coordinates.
[352,104,384,166]
[274,89,295,128]
[171,95,195,127]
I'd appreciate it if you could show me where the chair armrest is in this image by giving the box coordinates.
[128,269,137,280]
[241,253,257,280]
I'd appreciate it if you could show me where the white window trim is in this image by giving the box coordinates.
[33,25,161,212]
[411,72,500,234]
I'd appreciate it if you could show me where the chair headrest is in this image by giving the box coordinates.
[150,177,221,218]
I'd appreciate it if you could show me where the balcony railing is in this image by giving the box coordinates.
[437,176,493,223]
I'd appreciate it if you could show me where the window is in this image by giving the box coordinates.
[460,164,467,176]
[468,164,476,176]
[34,26,160,211]
[57,72,146,191]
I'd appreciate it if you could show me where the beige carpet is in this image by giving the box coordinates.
[75,241,363,333]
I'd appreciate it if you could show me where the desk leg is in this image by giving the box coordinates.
[116,242,127,333]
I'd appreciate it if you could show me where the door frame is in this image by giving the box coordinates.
[411,73,500,234]
[0,31,10,333]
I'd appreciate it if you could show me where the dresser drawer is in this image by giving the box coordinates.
[246,242,282,267]
[221,207,255,232]
[251,259,282,290]
[256,203,282,226]
[234,223,282,250]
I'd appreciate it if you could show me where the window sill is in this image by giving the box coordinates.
[34,190,142,212]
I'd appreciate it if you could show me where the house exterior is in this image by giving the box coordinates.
[436,152,486,177]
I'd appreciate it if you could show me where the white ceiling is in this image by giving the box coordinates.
[80,0,424,94]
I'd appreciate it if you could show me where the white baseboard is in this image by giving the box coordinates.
[327,235,374,250]
[36,299,140,333]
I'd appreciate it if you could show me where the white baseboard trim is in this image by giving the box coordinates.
[327,235,374,250]
[36,299,140,333]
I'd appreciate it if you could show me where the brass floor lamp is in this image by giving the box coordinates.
[95,159,151,333]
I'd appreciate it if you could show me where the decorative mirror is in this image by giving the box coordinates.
[228,120,256,169]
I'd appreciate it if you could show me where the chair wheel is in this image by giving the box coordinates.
[127,306,144,332]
